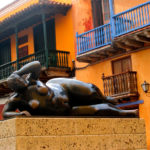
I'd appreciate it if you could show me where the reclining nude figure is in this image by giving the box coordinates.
[2,61,138,119]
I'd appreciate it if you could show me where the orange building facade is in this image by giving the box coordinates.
[0,0,150,148]
[0,0,75,80]
[0,0,75,119]
[73,0,150,148]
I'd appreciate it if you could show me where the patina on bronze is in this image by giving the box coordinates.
[2,61,138,118]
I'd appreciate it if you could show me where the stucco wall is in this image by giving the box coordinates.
[114,0,149,14]
[11,27,34,61]
[55,9,75,69]
[8,8,75,69]
[76,48,150,148]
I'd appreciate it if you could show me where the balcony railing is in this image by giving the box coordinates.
[76,2,150,56]
[76,23,111,55]
[113,1,150,37]
[0,50,70,80]
[102,71,138,98]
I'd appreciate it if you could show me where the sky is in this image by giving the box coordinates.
[0,0,15,9]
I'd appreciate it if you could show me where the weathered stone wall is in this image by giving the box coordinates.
[0,117,147,150]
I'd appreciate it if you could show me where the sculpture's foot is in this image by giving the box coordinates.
[119,109,139,117]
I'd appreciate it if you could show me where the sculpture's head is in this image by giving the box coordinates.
[7,73,28,93]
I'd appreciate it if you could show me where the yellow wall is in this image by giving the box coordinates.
[114,0,149,14]
[132,48,150,149]
[72,0,150,147]
[72,0,93,34]
[76,48,150,148]
[11,27,35,61]
[55,9,75,68]
[8,8,75,68]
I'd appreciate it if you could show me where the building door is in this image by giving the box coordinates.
[112,56,132,74]
[33,18,56,66]
[0,39,11,65]
[102,0,110,24]
[112,56,132,94]
[91,0,111,27]
[33,23,44,52]
[33,18,56,52]
[46,19,57,66]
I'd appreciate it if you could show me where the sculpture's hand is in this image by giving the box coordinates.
[20,111,31,117]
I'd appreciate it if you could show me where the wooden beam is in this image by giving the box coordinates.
[143,31,150,38]
[77,56,94,63]
[116,42,133,51]
[105,51,115,57]
[87,56,99,62]
[134,35,150,43]
[125,39,143,47]
[92,52,108,57]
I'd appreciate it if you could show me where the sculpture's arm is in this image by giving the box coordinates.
[15,61,41,80]
[7,61,41,92]
[2,99,31,119]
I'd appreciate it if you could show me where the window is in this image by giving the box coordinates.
[18,35,28,58]
[91,0,111,27]
[18,46,28,59]
[112,56,132,74]
[102,0,110,24]
[18,35,28,45]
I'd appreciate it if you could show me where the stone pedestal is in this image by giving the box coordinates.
[0,117,147,150]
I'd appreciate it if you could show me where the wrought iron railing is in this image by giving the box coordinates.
[18,51,46,68]
[113,1,150,37]
[76,23,111,55]
[0,50,70,80]
[102,71,138,97]
[0,61,17,80]
[48,50,69,68]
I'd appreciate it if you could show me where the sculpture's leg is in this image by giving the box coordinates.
[91,84,118,104]
[71,103,138,116]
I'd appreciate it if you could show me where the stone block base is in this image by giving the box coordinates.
[0,117,147,150]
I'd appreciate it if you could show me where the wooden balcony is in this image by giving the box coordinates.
[102,71,139,99]
[0,50,70,80]
[113,1,150,51]
[76,1,150,62]
[0,50,72,96]
[76,23,112,63]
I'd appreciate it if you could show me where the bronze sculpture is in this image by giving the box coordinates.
[2,61,138,119]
